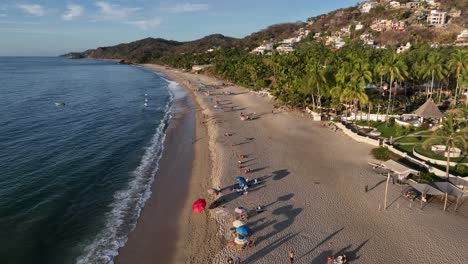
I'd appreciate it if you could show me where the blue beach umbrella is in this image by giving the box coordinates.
[235,176,247,186]
[236,225,252,236]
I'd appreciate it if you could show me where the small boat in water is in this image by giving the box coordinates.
[55,102,65,106]
[144,103,148,107]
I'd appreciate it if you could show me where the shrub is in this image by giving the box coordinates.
[388,117,395,127]
[371,147,391,161]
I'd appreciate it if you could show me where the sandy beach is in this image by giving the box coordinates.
[118,64,468,264]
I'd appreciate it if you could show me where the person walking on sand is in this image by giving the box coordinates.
[235,256,241,264]
[227,257,234,264]
[289,251,295,263]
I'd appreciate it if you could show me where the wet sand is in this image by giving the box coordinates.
[116,71,222,264]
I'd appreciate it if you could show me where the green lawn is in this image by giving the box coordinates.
[395,137,426,144]
[394,145,467,176]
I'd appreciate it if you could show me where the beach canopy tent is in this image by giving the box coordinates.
[235,176,248,187]
[383,160,419,178]
[192,198,207,213]
[236,225,252,236]
[414,99,443,120]
[408,180,467,210]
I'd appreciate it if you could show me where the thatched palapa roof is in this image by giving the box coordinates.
[414,99,443,119]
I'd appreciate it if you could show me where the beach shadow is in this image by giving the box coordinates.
[368,179,386,192]
[299,227,344,259]
[272,169,290,181]
[311,239,369,264]
[311,250,333,264]
[254,204,303,246]
[243,232,299,264]
[250,166,268,174]
[339,239,369,262]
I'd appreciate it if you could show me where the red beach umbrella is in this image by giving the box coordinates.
[192,198,207,213]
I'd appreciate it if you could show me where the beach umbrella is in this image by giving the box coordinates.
[236,225,252,236]
[234,207,246,214]
[192,198,207,213]
[234,235,247,245]
[232,220,246,228]
[235,176,247,186]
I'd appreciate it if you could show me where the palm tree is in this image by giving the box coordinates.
[447,49,468,105]
[383,54,407,124]
[423,114,466,179]
[419,52,447,99]
[303,60,327,110]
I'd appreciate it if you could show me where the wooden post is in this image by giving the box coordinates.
[443,193,448,211]
[384,172,390,210]
[455,196,460,211]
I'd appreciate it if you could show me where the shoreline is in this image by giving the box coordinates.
[115,65,222,264]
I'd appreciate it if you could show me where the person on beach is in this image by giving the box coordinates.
[289,251,295,263]
[227,257,234,264]
[235,256,241,264]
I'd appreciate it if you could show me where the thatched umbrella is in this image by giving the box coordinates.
[414,99,443,122]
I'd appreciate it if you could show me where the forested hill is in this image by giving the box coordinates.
[62,34,237,63]
[64,0,467,64]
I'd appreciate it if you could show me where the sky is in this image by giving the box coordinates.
[0,0,361,56]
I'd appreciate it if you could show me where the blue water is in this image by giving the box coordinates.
[0,57,174,264]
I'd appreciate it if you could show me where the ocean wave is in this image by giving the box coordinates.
[75,81,175,264]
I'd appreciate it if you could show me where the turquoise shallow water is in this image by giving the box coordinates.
[0,57,173,264]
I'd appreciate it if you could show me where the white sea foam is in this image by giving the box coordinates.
[76,79,175,264]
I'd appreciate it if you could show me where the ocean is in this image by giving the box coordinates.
[0,57,175,264]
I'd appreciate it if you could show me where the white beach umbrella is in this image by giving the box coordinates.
[234,207,246,214]
[232,220,246,228]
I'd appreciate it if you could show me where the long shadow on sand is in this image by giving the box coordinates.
[299,227,344,259]
[254,204,303,246]
[272,169,290,181]
[310,239,369,263]
[243,232,299,264]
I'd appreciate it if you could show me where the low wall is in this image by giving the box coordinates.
[334,121,466,179]
[412,149,466,167]
[343,113,398,122]
[335,122,380,147]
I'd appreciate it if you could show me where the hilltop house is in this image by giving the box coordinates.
[355,22,364,31]
[427,10,446,26]
[371,19,404,32]
[341,25,351,36]
[396,42,411,53]
[276,44,294,53]
[371,19,392,32]
[455,29,468,46]
[389,1,400,8]
[391,21,406,31]
[406,1,421,9]
[360,2,375,13]
[251,43,273,55]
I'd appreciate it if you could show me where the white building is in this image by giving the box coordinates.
[455,29,468,46]
[355,22,364,31]
[251,43,273,55]
[396,42,411,54]
[276,44,294,53]
[427,10,446,25]
[389,1,400,8]
[360,2,374,13]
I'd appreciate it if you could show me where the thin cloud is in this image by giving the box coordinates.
[0,14,7,17]
[126,17,162,30]
[17,4,45,16]
[166,3,210,13]
[62,4,84,21]
[95,1,140,20]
